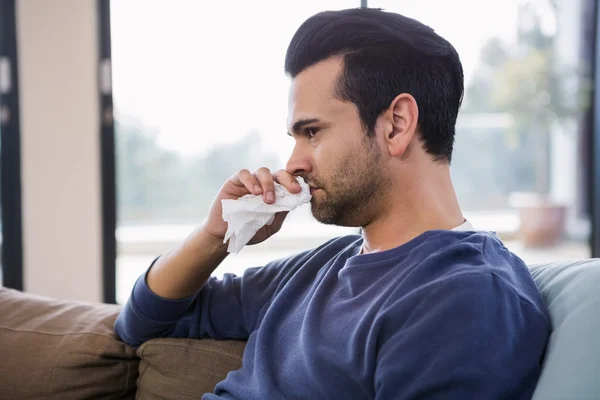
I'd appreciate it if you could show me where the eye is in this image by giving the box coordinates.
[305,127,320,138]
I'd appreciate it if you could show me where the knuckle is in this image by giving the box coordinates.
[256,167,271,175]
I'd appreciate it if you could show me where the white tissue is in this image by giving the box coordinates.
[221,176,312,253]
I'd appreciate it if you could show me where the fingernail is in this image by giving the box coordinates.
[266,192,275,202]
[254,185,262,194]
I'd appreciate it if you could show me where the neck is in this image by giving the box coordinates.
[360,164,464,254]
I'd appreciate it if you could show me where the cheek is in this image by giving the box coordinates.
[312,127,363,178]
[312,143,339,176]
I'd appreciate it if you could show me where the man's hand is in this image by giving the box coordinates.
[146,167,302,300]
[202,167,302,247]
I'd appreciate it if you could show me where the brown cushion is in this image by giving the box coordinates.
[137,338,246,399]
[0,287,138,399]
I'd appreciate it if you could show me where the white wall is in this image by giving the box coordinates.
[16,0,103,302]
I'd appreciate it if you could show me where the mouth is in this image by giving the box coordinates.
[309,187,320,195]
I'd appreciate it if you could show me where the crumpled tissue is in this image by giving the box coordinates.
[221,176,312,253]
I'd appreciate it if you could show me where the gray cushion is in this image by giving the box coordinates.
[529,259,600,400]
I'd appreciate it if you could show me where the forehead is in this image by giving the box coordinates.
[287,57,346,126]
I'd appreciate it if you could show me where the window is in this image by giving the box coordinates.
[369,0,592,264]
[110,0,594,303]
[111,1,361,303]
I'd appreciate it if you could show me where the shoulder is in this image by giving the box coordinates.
[380,231,550,332]
[432,231,546,314]
[378,267,550,344]
[413,230,530,283]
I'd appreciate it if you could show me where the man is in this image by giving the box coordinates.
[115,8,551,399]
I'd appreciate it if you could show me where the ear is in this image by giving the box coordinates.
[379,93,419,157]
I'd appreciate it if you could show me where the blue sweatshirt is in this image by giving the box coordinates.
[115,230,551,399]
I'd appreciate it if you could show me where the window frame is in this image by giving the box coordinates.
[0,0,24,290]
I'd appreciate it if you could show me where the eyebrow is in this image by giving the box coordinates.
[287,118,321,137]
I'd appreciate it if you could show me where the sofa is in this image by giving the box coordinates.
[0,259,599,399]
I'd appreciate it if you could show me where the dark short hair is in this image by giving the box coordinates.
[285,8,464,163]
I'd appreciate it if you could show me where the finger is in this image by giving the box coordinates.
[231,169,262,195]
[255,167,275,203]
[273,170,302,194]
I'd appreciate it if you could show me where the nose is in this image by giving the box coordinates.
[285,142,312,177]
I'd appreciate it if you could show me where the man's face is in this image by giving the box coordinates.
[286,58,389,227]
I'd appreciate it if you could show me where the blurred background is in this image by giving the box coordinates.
[0,0,599,304]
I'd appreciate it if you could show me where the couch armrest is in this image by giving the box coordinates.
[0,287,139,400]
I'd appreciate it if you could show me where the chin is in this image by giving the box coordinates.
[310,204,356,227]
[310,204,336,225]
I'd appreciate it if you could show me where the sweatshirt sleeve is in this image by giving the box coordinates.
[114,251,309,348]
[374,272,550,400]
